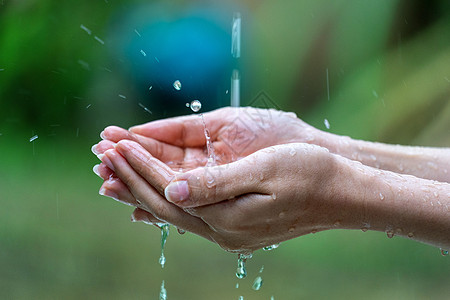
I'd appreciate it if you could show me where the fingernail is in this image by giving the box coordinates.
[165,180,189,204]
[99,187,119,200]
[102,151,115,171]
[91,144,99,155]
[93,164,100,177]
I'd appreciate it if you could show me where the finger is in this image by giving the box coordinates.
[129,109,225,147]
[131,208,164,225]
[102,148,213,237]
[163,153,270,208]
[114,140,176,195]
[101,126,185,162]
[93,163,114,180]
[92,140,117,155]
[99,176,140,207]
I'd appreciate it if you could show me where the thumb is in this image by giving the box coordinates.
[164,157,267,208]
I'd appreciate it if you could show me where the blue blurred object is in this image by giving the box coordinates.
[110,2,236,116]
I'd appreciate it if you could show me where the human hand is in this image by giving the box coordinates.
[96,107,318,170]
[97,139,345,253]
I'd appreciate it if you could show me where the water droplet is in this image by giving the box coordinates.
[288,227,295,233]
[252,276,263,291]
[238,296,244,300]
[190,100,202,112]
[177,227,186,235]
[379,193,385,201]
[311,229,318,234]
[278,212,285,218]
[235,283,239,289]
[361,227,368,233]
[140,49,147,57]
[173,80,182,91]
[440,248,449,256]
[159,280,167,300]
[263,243,280,251]
[271,296,275,300]
[29,135,38,142]
[324,119,330,129]
[159,224,170,268]
[259,265,264,273]
[271,193,277,200]
[289,148,296,156]
[386,231,394,239]
[407,232,414,238]
[333,221,341,227]
[236,255,248,279]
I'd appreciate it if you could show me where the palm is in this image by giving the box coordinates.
[129,107,305,169]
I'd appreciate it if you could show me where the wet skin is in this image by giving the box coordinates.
[92,107,450,252]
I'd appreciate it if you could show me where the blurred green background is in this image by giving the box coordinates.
[1,0,449,299]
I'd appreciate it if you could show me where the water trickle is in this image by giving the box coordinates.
[386,231,394,239]
[236,253,252,279]
[173,80,182,91]
[159,280,167,300]
[252,276,263,291]
[263,243,280,251]
[158,224,170,268]
[440,248,449,256]
[189,100,202,112]
[200,114,216,167]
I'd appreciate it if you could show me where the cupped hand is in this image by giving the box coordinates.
[97,139,342,253]
[97,107,316,170]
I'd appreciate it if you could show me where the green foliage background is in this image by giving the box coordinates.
[0,0,449,299]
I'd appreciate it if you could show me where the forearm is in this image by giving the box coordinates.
[332,154,450,249]
[315,131,450,183]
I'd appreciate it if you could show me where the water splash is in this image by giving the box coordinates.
[158,224,170,268]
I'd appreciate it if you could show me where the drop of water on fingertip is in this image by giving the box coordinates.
[263,243,280,251]
[289,148,296,156]
[379,193,385,200]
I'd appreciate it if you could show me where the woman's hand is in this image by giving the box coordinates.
[96,107,317,170]
[97,140,344,252]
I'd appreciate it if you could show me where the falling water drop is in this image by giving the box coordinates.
[159,280,167,300]
[190,100,202,112]
[386,231,394,239]
[235,253,252,279]
[235,283,239,289]
[173,80,182,91]
[158,224,170,268]
[440,248,449,256]
[252,276,263,291]
[29,135,39,142]
[238,296,244,300]
[324,119,330,129]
